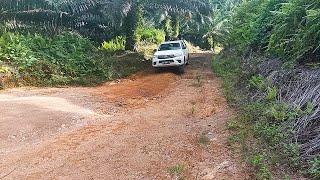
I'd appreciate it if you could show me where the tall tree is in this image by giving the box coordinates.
[0,0,213,49]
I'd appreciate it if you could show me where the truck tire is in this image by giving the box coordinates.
[186,55,190,65]
[155,67,161,73]
[177,65,185,74]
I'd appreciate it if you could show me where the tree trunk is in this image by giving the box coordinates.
[124,1,142,51]
[163,16,173,41]
[172,15,180,39]
[162,14,179,41]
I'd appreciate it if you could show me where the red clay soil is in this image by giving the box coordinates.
[91,72,177,108]
[0,53,250,179]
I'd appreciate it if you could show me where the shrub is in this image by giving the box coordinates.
[250,154,273,180]
[214,0,319,178]
[249,75,267,91]
[268,0,320,63]
[133,27,165,59]
[254,121,286,146]
[309,157,320,179]
[101,36,126,53]
[213,52,312,178]
[0,32,148,87]
[135,27,165,44]
[282,143,300,168]
[228,0,320,64]
[212,54,242,104]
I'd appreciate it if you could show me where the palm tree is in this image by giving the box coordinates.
[141,0,213,41]
[0,0,213,50]
[0,0,122,38]
[202,0,241,48]
[110,0,213,49]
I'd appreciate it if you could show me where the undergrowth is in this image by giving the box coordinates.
[101,36,126,53]
[100,27,165,59]
[167,164,185,179]
[213,51,319,179]
[0,32,148,88]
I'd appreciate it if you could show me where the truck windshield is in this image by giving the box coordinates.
[158,43,181,51]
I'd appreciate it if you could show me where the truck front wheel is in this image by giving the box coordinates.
[177,65,185,74]
[185,55,190,65]
[154,67,162,73]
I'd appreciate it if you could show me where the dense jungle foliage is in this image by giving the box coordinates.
[0,0,215,87]
[212,0,320,179]
[0,0,319,179]
[0,32,149,88]
[228,0,320,64]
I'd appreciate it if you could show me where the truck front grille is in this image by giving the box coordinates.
[158,55,174,59]
[159,60,174,64]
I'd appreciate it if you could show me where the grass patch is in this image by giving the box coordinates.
[212,53,242,105]
[226,120,241,131]
[199,133,210,146]
[191,104,196,115]
[167,164,185,176]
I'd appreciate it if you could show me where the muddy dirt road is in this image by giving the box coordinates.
[0,53,248,179]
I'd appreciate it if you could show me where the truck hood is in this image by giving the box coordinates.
[155,50,182,56]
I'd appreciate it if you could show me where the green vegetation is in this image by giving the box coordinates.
[213,51,319,179]
[0,32,148,88]
[228,0,320,64]
[309,157,320,179]
[199,133,210,146]
[0,0,213,49]
[167,164,185,176]
[0,0,319,179]
[0,0,214,88]
[135,27,166,59]
[101,27,165,57]
[191,105,196,115]
[211,0,320,179]
[101,36,126,53]
[211,53,241,104]
[135,27,165,45]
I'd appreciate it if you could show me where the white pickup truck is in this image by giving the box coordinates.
[152,40,189,73]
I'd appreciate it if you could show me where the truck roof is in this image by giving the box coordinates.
[161,40,183,44]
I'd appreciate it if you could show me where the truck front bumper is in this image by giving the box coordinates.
[152,56,184,67]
